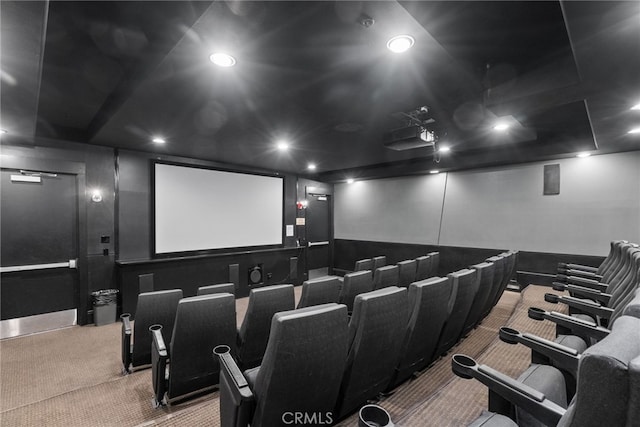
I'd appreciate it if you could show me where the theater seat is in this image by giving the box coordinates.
[397,259,417,287]
[389,276,452,388]
[354,258,374,272]
[335,287,408,419]
[339,270,374,313]
[435,269,477,357]
[372,265,399,290]
[216,303,349,427]
[236,284,295,369]
[461,262,495,337]
[427,251,440,277]
[296,276,341,308]
[415,255,432,281]
[197,283,236,296]
[120,289,182,373]
[372,256,387,271]
[454,314,640,427]
[150,293,236,406]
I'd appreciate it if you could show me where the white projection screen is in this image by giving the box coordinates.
[154,162,284,254]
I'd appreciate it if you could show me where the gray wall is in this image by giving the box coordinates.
[335,151,640,256]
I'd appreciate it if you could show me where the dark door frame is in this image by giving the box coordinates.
[1,156,88,324]
[304,186,334,276]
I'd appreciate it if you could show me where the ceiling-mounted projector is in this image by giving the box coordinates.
[383,125,436,151]
[384,106,438,151]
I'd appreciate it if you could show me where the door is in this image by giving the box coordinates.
[305,192,332,278]
[0,169,79,321]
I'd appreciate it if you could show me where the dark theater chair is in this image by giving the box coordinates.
[396,259,417,288]
[372,256,387,271]
[415,255,433,281]
[460,262,495,337]
[372,265,399,290]
[120,289,183,373]
[339,270,374,313]
[150,293,236,406]
[296,276,341,308]
[216,303,349,427]
[197,282,236,296]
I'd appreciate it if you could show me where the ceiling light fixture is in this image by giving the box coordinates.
[576,152,591,158]
[307,163,316,171]
[439,146,450,153]
[631,103,640,111]
[346,178,355,184]
[152,137,166,144]
[493,123,510,131]
[386,35,415,53]
[0,129,7,134]
[429,170,440,174]
[209,52,236,67]
[628,127,640,134]
[276,140,289,151]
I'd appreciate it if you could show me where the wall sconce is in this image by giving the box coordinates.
[91,189,103,203]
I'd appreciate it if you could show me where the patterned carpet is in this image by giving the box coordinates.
[0,284,564,427]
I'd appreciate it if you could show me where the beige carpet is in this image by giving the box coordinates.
[0,284,564,427]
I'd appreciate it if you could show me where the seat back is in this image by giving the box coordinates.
[483,255,506,317]
[461,262,495,336]
[372,265,399,290]
[297,276,341,308]
[336,287,409,418]
[372,256,387,271]
[251,304,349,427]
[397,259,417,287]
[197,283,236,296]
[131,289,183,367]
[560,315,640,427]
[339,270,374,312]
[427,251,440,277]
[354,258,373,272]
[596,240,621,276]
[167,293,236,400]
[391,276,452,387]
[435,269,478,357]
[237,284,295,369]
[489,252,515,308]
[415,255,432,281]
[601,241,632,284]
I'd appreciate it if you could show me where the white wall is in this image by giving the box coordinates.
[334,151,640,256]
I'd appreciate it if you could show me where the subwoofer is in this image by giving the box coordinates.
[248,265,263,286]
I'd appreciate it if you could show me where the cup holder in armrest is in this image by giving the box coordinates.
[149,324,162,333]
[358,404,394,427]
[544,293,559,304]
[213,345,231,357]
[451,354,477,379]
[499,327,520,344]
[528,307,546,321]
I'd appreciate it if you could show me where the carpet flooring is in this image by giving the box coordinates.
[0,284,564,426]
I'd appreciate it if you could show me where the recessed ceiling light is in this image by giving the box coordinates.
[576,152,591,158]
[346,178,355,184]
[386,35,415,53]
[439,146,450,153]
[631,103,640,111]
[152,137,166,144]
[429,170,440,174]
[209,52,236,67]
[276,140,289,151]
[307,163,316,171]
[628,127,640,134]
[0,129,7,134]
[493,123,510,131]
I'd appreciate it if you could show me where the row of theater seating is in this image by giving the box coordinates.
[347,252,440,286]
[214,250,519,426]
[453,240,640,426]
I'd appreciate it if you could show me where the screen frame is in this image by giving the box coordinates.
[151,160,285,258]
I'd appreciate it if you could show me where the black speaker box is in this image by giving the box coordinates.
[248,264,263,286]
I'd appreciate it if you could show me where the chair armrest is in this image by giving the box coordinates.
[499,327,580,377]
[120,314,132,374]
[528,308,610,341]
[150,324,168,407]
[214,345,255,427]
[452,354,565,427]
[558,263,598,274]
[555,296,613,320]
[557,268,602,281]
[565,286,611,306]
[566,276,608,292]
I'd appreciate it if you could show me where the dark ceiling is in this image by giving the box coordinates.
[1,1,639,182]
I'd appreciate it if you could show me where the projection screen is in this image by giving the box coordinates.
[154,162,283,254]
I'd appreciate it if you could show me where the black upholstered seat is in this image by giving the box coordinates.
[197,282,236,296]
[150,293,236,405]
[397,259,417,287]
[461,262,496,337]
[236,284,295,369]
[121,289,183,373]
[372,255,387,271]
[415,255,432,281]
[339,270,374,312]
[483,254,506,318]
[389,276,452,387]
[335,287,409,419]
[354,258,374,272]
[435,269,477,357]
[427,251,440,277]
[372,265,399,290]
[297,276,341,308]
[216,303,349,427]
